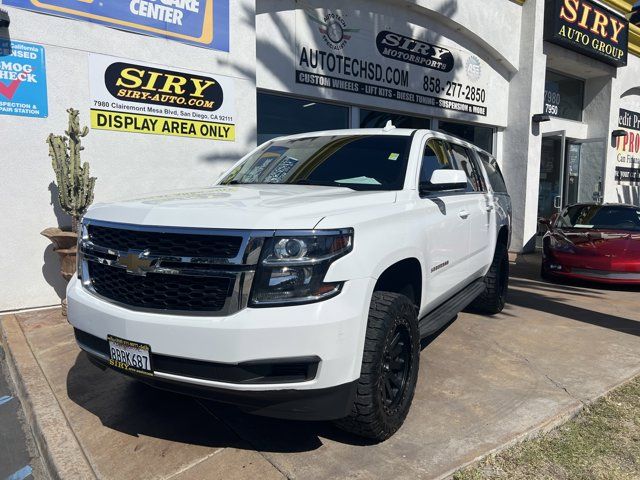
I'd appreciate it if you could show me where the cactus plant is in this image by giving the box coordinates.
[47,108,96,231]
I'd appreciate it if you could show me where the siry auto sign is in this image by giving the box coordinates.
[89,54,236,141]
[375,31,454,72]
[544,0,629,67]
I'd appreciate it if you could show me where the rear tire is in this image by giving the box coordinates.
[334,291,420,442]
[468,242,509,314]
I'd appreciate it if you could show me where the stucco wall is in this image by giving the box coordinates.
[0,1,257,311]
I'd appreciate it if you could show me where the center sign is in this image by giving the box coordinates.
[544,0,629,67]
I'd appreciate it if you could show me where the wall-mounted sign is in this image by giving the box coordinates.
[616,108,640,184]
[3,0,229,52]
[294,2,506,121]
[544,0,629,68]
[375,31,454,72]
[89,54,235,141]
[0,40,48,118]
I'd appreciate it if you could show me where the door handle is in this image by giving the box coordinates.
[458,209,470,219]
[553,195,562,209]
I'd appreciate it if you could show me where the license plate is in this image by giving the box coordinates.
[107,335,153,376]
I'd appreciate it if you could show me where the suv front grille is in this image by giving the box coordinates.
[88,224,242,258]
[89,262,234,311]
[79,222,264,315]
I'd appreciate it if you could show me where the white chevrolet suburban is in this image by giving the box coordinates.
[68,126,511,441]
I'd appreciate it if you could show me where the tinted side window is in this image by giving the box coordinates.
[478,152,508,193]
[420,139,452,185]
[448,143,485,192]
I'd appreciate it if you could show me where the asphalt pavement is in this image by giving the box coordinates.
[0,344,43,480]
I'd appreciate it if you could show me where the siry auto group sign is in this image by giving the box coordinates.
[544,0,629,67]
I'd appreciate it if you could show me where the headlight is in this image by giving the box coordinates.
[77,220,89,279]
[250,229,353,306]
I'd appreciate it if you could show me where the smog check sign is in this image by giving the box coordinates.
[0,40,48,118]
[89,54,235,141]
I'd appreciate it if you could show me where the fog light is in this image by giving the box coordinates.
[549,264,562,271]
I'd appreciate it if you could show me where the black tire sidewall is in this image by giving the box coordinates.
[363,293,420,438]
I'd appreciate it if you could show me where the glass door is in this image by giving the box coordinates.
[538,133,566,222]
[565,139,605,205]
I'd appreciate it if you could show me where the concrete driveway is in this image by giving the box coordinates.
[3,255,640,479]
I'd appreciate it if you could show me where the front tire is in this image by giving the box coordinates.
[335,291,420,442]
[468,242,509,314]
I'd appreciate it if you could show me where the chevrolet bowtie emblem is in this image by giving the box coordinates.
[116,249,155,276]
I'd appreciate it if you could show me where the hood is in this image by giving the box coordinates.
[85,184,398,230]
[554,229,640,257]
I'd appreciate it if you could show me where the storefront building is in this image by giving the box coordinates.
[0,0,639,310]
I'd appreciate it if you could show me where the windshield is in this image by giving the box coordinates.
[557,205,640,231]
[219,135,412,191]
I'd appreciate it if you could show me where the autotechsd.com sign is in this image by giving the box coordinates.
[3,0,229,51]
[89,54,235,141]
[293,1,505,123]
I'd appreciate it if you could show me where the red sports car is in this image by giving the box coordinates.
[540,203,640,284]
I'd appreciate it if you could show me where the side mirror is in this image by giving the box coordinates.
[420,170,468,193]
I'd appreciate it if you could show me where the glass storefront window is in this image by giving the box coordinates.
[438,121,494,153]
[360,109,431,129]
[543,70,585,121]
[257,93,350,144]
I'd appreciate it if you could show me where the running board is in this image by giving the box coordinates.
[418,278,486,338]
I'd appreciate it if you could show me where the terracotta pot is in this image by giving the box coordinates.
[41,227,78,281]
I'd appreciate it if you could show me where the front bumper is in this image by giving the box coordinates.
[542,254,640,284]
[67,276,373,418]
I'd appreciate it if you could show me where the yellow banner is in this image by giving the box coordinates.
[90,109,235,141]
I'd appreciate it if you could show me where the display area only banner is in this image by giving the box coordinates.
[89,54,235,141]
[3,0,229,52]
[293,0,509,125]
[0,40,48,118]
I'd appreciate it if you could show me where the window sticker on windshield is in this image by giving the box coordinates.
[265,157,299,183]
[388,153,400,161]
[336,176,382,185]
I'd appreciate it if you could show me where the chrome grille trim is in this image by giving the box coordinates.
[79,219,273,316]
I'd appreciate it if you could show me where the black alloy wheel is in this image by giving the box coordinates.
[380,325,412,413]
[335,291,420,441]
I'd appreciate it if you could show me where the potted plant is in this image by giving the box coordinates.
[42,108,96,313]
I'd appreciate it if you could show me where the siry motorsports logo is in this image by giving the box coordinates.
[376,31,454,72]
[301,2,359,50]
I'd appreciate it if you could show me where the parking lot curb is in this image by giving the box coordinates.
[0,314,96,480]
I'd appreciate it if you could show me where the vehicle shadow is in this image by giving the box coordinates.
[65,353,374,452]
[66,316,456,453]
[507,258,640,338]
